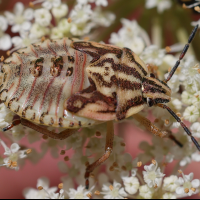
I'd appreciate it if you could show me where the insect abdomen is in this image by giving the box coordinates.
[0,38,98,128]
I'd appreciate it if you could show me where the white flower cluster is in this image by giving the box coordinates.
[0,0,115,52]
[109,19,151,55]
[145,0,172,13]
[23,160,200,199]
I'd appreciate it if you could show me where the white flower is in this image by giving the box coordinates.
[191,122,200,138]
[0,104,13,128]
[143,160,165,188]
[192,91,200,108]
[77,0,94,5]
[162,193,177,199]
[70,4,93,24]
[0,140,28,170]
[101,181,128,199]
[51,27,64,39]
[191,151,200,162]
[176,171,200,197]
[70,22,95,36]
[163,176,179,192]
[139,185,154,199]
[31,0,61,10]
[34,8,52,27]
[23,177,57,199]
[52,4,68,19]
[122,175,140,195]
[30,23,50,38]
[49,189,65,199]
[5,2,34,33]
[145,0,172,13]
[109,19,149,54]
[95,0,108,7]
[68,185,94,199]
[0,16,12,50]
[171,99,182,111]
[183,105,199,123]
[181,91,195,105]
[11,31,39,52]
[92,7,115,27]
[140,45,165,66]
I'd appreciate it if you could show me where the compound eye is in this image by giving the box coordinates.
[150,73,156,78]
[147,98,154,107]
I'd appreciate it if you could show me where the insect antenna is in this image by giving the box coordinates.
[157,104,200,151]
[165,25,199,83]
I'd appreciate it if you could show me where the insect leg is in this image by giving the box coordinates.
[165,25,199,83]
[132,114,183,147]
[157,104,200,151]
[85,121,114,190]
[3,118,78,140]
[2,119,21,132]
[20,119,78,140]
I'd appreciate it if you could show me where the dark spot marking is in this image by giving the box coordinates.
[8,98,18,109]
[69,122,74,127]
[59,118,63,127]
[40,112,48,124]
[68,56,75,63]
[79,121,82,127]
[31,57,44,77]
[66,67,73,76]
[51,56,64,77]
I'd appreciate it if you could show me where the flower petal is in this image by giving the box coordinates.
[192,179,200,188]
[4,11,15,25]
[10,143,20,153]
[0,34,12,51]
[14,2,24,16]
[11,24,20,33]
[23,9,34,21]
[176,187,184,195]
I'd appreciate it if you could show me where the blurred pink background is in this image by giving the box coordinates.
[1,0,200,199]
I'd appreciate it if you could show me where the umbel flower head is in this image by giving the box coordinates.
[143,160,165,188]
[0,140,31,170]
[176,171,200,197]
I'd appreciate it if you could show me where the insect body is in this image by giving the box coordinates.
[0,25,200,189]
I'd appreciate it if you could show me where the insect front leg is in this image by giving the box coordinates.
[3,118,78,140]
[132,114,183,147]
[85,121,114,189]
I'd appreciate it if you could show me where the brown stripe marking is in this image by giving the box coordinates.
[8,83,14,92]
[116,96,144,120]
[92,73,141,91]
[30,45,38,57]
[79,53,87,91]
[93,58,142,81]
[32,94,39,108]
[55,79,68,122]
[22,77,37,109]
[9,55,24,100]
[71,51,79,95]
[47,41,57,56]
[39,78,55,114]
[63,39,70,56]
[18,89,25,101]
[124,48,148,76]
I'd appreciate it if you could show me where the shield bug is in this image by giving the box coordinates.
[0,25,199,189]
